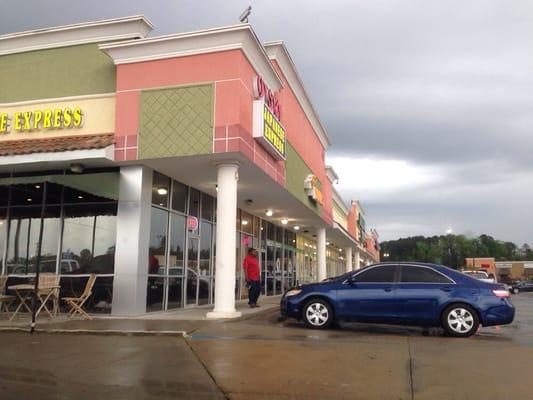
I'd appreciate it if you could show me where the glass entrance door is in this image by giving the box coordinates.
[185,237,199,306]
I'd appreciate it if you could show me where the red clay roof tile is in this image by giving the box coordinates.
[0,134,115,156]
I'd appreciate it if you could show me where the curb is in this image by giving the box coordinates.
[0,327,187,336]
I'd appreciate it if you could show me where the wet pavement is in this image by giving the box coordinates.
[0,293,532,399]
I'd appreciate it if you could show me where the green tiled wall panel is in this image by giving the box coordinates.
[138,84,214,159]
[0,44,115,103]
[285,142,322,215]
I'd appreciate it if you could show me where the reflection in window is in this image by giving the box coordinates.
[147,207,168,312]
[167,213,186,309]
[6,207,61,274]
[61,204,116,274]
[171,180,188,214]
[189,188,200,218]
[201,193,213,222]
[0,210,6,272]
[198,221,212,305]
[148,207,168,275]
[152,172,170,207]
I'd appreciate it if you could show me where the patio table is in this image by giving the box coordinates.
[8,284,60,321]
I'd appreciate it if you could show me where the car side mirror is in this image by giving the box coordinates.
[347,276,357,285]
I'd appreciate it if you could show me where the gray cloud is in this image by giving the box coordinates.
[1,0,531,244]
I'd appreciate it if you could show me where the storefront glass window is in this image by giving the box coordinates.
[152,172,170,208]
[201,193,213,222]
[1,172,118,314]
[62,204,116,274]
[171,180,188,214]
[167,213,186,309]
[188,188,200,218]
[198,221,212,305]
[147,207,168,312]
[241,211,253,235]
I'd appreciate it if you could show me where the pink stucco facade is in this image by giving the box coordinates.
[112,48,331,223]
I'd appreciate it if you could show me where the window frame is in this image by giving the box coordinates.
[398,264,455,284]
[343,264,399,284]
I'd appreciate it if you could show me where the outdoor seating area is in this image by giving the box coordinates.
[0,274,97,322]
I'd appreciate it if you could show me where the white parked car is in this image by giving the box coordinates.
[463,270,496,284]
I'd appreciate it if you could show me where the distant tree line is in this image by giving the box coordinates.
[380,234,532,269]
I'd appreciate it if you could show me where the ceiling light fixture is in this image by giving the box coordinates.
[157,188,168,196]
[70,163,84,174]
[294,226,300,231]
[78,195,84,199]
[265,209,273,217]
[26,198,32,202]
[281,218,288,225]
[242,220,249,226]
[35,185,41,189]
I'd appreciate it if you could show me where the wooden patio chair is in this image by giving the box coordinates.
[61,274,97,320]
[0,276,16,318]
[38,274,61,317]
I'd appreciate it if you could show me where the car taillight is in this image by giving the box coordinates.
[492,289,510,298]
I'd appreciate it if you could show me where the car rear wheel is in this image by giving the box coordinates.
[302,299,333,329]
[442,304,479,337]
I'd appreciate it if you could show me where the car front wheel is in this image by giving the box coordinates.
[302,299,333,329]
[442,304,479,337]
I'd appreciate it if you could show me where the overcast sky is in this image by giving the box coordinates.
[1,0,532,245]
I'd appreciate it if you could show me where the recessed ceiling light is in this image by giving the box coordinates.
[157,188,168,195]
[78,195,84,199]
[281,218,288,225]
[26,198,32,202]
[35,185,41,189]
[265,209,273,217]
[294,226,300,231]
[242,220,249,226]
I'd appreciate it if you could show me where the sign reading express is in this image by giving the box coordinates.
[0,107,83,134]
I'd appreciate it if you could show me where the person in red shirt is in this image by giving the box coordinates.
[243,248,261,307]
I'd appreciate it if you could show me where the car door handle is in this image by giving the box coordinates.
[440,287,452,292]
[383,287,393,292]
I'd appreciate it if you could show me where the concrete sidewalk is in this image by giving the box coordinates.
[0,295,281,335]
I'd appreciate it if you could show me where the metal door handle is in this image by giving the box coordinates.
[384,287,393,292]
[440,287,452,292]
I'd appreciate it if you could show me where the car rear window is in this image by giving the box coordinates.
[400,265,453,283]
[353,266,396,283]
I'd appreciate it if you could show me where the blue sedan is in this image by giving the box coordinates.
[280,262,515,337]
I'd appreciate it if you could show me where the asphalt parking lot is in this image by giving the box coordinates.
[0,293,531,400]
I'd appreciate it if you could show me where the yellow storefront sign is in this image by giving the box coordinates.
[0,107,83,134]
[253,99,286,160]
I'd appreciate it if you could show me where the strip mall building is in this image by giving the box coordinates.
[0,16,379,317]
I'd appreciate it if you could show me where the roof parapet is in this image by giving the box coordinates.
[0,15,153,56]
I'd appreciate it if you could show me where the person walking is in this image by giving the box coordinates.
[243,248,261,308]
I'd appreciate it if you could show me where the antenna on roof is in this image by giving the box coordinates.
[239,6,252,23]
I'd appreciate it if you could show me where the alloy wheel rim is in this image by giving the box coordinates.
[306,303,329,326]
[447,308,474,333]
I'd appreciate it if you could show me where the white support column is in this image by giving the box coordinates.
[112,165,153,315]
[345,247,353,273]
[207,162,241,319]
[354,250,361,270]
[317,227,327,281]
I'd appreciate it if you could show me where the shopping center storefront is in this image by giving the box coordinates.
[0,16,379,317]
